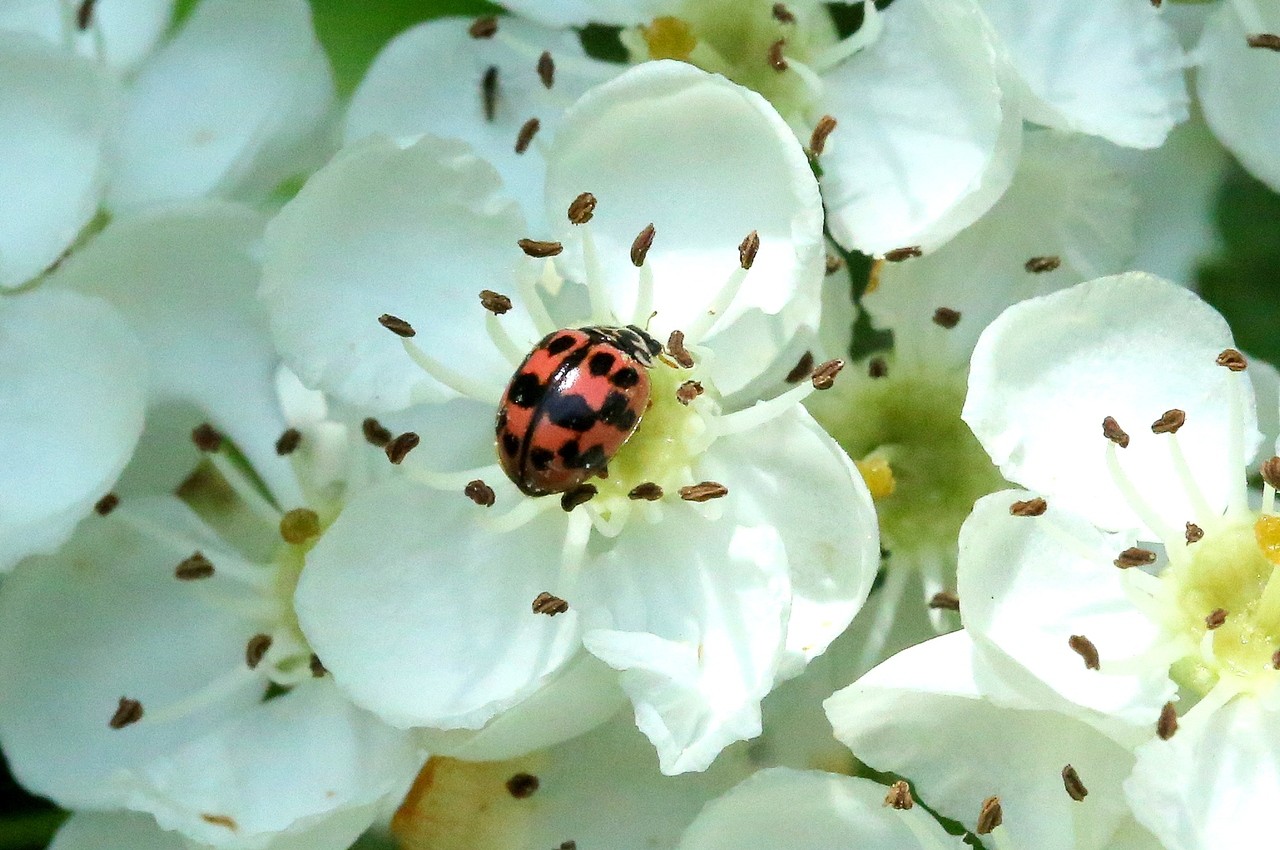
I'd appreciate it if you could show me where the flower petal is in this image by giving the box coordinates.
[963,273,1259,537]
[497,0,667,27]
[0,0,175,71]
[0,287,145,570]
[50,813,185,850]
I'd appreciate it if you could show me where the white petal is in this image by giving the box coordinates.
[678,768,965,850]
[963,273,1259,537]
[978,0,1188,148]
[1127,696,1280,850]
[0,0,175,71]
[0,32,109,288]
[497,0,667,27]
[261,134,531,411]
[295,477,580,731]
[819,0,1020,255]
[1197,0,1280,192]
[107,0,335,211]
[345,16,620,235]
[50,813,185,850]
[0,287,145,570]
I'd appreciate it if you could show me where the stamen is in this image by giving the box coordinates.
[1163,430,1216,524]
[515,118,540,154]
[785,352,815,383]
[275,428,302,456]
[245,634,272,669]
[385,432,420,465]
[928,591,960,611]
[628,482,664,501]
[310,654,327,677]
[568,192,597,224]
[205,452,282,522]
[279,508,321,544]
[1010,497,1047,517]
[362,417,392,447]
[486,312,527,367]
[1114,547,1157,569]
[809,115,837,156]
[94,493,120,516]
[192,422,224,452]
[666,330,695,368]
[506,773,540,798]
[810,359,844,390]
[1216,348,1247,371]
[1157,701,1179,739]
[1185,522,1204,544]
[825,253,844,275]
[559,508,592,580]
[714,380,815,436]
[479,289,512,316]
[517,262,558,336]
[1061,765,1088,801]
[1247,33,1280,50]
[976,796,1003,835]
[1025,255,1061,273]
[532,591,569,616]
[176,552,215,580]
[867,356,888,379]
[680,481,728,502]
[401,337,503,402]
[932,307,961,329]
[854,565,910,673]
[579,222,616,324]
[482,66,499,122]
[883,246,921,262]
[1222,365,1250,515]
[411,463,504,491]
[537,51,555,87]
[518,238,562,258]
[1068,634,1100,670]
[677,380,704,405]
[630,223,656,267]
[561,484,598,512]
[1273,649,1280,670]
[685,263,749,343]
[632,262,656,327]
[143,666,259,724]
[1105,441,1179,546]
[1151,409,1186,434]
[468,16,498,38]
[1261,456,1280,515]
[883,780,913,809]
[201,815,238,831]
[1205,608,1228,630]
[378,314,416,337]
[113,510,269,589]
[1101,416,1129,448]
[109,696,143,729]
[738,230,761,269]
[772,3,795,24]
[464,479,496,507]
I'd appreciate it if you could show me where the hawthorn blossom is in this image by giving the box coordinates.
[261,62,879,774]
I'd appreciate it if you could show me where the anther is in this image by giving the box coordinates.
[109,697,143,729]
[280,508,321,544]
[738,230,761,269]
[362,417,392,447]
[1151,409,1186,434]
[76,0,97,30]
[568,192,597,224]
[786,351,815,383]
[192,422,224,452]
[825,253,844,275]
[976,797,1003,835]
[468,16,498,38]
[772,3,795,23]
[1061,765,1088,802]
[532,591,569,616]
[1216,348,1247,371]
[1114,547,1157,569]
[1010,497,1047,517]
[506,773,540,799]
[537,51,555,88]
[482,66,499,122]
[275,428,302,456]
[928,591,960,612]
[1025,255,1061,273]
[1247,34,1280,51]
[1068,634,1100,670]
[631,224,656,267]
[378,313,416,337]
[200,815,237,830]
[810,115,837,156]
[245,633,272,670]
[1157,701,1178,740]
[883,780,914,809]
[1261,457,1280,489]
[1272,649,1280,670]
[1102,416,1129,448]
[768,39,788,71]
[94,493,120,516]
[175,552,215,580]
[811,359,844,390]
[519,238,563,258]
[680,482,728,502]
[558,844,577,850]
[884,246,922,262]
[310,654,327,677]
[677,380,704,405]
[1185,522,1204,544]
[1205,608,1227,630]
[932,307,961,329]
[515,118,541,154]
[385,432,420,465]
[464,479,496,507]
[479,289,513,315]
[867,356,888,379]
[1150,0,1161,7]
[628,482,664,501]
[666,330,695,368]
[561,484,598,512]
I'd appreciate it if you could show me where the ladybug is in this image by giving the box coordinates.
[496,325,663,496]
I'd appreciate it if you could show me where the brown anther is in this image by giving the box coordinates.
[309,653,327,677]
[867,356,888,379]
[786,351,815,383]
[1102,416,1130,448]
[245,633,272,670]
[1068,634,1100,670]
[515,117,541,154]
[378,313,416,337]
[537,51,555,87]
[109,697,143,729]
[772,2,796,23]
[666,330,694,368]
[628,482,664,501]
[94,493,120,516]
[482,65,499,122]
[1216,348,1247,371]
[1061,765,1088,802]
[1151,409,1186,434]
[1205,608,1228,630]
[385,432,420,465]
[1247,33,1280,51]
[558,844,577,850]
[532,591,569,616]
[1024,255,1061,274]
[362,417,392,447]
[883,780,914,809]
[200,814,238,831]
[1157,701,1178,740]
[464,479,496,507]
[561,484,598,512]
[1261,456,1280,490]
[468,16,498,38]
[976,796,1003,835]
[1272,649,1280,670]
[768,38,788,71]
[518,238,563,258]
[824,253,844,275]
[677,380,704,405]
[568,192,597,224]
[175,552,215,581]
[680,481,728,502]
[884,245,922,262]
[1114,547,1157,569]
[1010,497,1047,517]
[280,508,321,544]
[1150,0,1162,7]
[506,772,540,799]
[275,428,302,456]
[810,114,838,156]
[811,359,844,390]
[76,0,100,30]
[932,307,961,329]
[631,223,656,267]
[479,289,513,315]
[928,591,960,612]
[738,230,761,269]
[1185,522,1204,544]
[191,422,224,452]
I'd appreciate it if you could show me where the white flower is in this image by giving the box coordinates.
[0,0,175,71]
[261,63,880,774]
[958,271,1280,850]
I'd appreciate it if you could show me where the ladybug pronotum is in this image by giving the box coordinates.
[496,325,663,496]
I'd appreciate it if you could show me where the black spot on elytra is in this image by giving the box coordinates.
[546,334,577,355]
[530,448,554,471]
[598,392,636,430]
[610,366,640,388]
[576,444,607,471]
[546,394,597,431]
[558,440,580,463]
[495,409,508,431]
[588,351,616,376]
[508,372,546,408]
[501,432,520,457]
